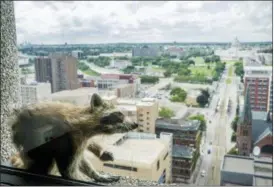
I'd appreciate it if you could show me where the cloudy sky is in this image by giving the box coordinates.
[14,1,272,44]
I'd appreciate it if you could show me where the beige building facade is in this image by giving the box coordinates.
[89,132,173,184]
[102,96,159,133]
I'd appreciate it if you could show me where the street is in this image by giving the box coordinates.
[195,64,237,185]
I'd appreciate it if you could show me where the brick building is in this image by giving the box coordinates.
[155,119,201,148]
[237,86,273,157]
[243,66,272,112]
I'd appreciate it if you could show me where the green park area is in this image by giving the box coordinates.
[228,65,233,76]
[190,57,206,65]
[83,68,100,76]
[226,78,232,84]
[189,66,215,77]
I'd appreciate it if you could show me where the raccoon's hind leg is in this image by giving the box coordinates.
[79,155,120,183]
[87,142,114,161]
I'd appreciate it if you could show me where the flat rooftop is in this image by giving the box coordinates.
[51,87,98,97]
[156,119,200,132]
[172,145,194,159]
[91,133,166,166]
[253,176,273,186]
[222,155,254,174]
[116,105,137,112]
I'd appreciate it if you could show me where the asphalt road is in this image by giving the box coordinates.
[196,64,238,185]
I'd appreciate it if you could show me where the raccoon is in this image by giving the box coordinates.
[9,93,138,183]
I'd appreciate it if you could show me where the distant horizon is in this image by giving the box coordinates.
[19,41,273,46]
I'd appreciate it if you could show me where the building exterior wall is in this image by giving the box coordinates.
[21,82,52,106]
[236,125,252,156]
[1,1,22,161]
[34,57,53,92]
[132,46,161,57]
[90,133,172,183]
[50,54,80,93]
[254,135,273,157]
[116,84,135,98]
[244,67,272,112]
[137,102,158,134]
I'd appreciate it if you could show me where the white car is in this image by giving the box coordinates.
[201,170,206,177]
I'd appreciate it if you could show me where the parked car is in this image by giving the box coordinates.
[201,170,206,177]
[208,149,211,154]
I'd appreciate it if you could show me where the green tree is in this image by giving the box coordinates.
[231,132,237,142]
[187,59,195,66]
[140,76,159,84]
[159,107,175,118]
[204,57,211,63]
[228,147,238,155]
[170,87,187,102]
[178,68,191,76]
[196,94,208,107]
[170,87,183,95]
[164,70,172,77]
[231,116,239,132]
[188,114,206,131]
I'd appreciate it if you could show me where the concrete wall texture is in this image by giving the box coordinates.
[1,1,21,162]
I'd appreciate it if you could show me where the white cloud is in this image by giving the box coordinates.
[14,1,272,44]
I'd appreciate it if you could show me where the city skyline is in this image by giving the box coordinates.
[15,1,272,44]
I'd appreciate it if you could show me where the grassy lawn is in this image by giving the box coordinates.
[189,66,215,77]
[151,66,165,72]
[228,65,233,76]
[225,61,237,65]
[83,68,100,76]
[190,57,205,65]
[226,78,232,84]
[185,96,199,107]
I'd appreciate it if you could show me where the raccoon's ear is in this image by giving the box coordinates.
[90,93,103,111]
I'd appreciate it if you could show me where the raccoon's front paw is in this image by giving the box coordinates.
[10,154,24,168]
[108,175,120,182]
[100,151,114,161]
[95,175,120,183]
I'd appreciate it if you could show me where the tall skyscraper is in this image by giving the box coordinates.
[34,53,80,93]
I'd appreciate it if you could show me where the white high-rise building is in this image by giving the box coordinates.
[21,81,52,106]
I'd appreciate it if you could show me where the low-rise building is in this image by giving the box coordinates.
[155,119,201,148]
[50,87,98,106]
[102,96,159,134]
[132,45,161,57]
[172,145,197,183]
[21,81,52,106]
[90,132,173,184]
[115,84,135,98]
[220,154,272,186]
[165,47,185,57]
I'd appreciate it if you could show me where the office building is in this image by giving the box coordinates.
[90,132,173,184]
[102,96,159,133]
[132,45,161,57]
[34,53,80,93]
[243,66,272,112]
[20,81,52,106]
[220,154,272,186]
